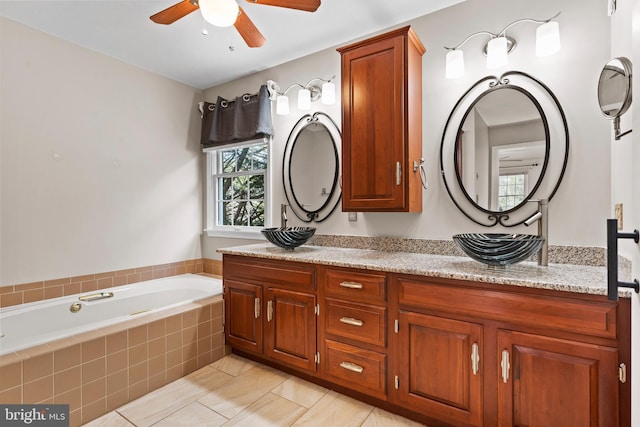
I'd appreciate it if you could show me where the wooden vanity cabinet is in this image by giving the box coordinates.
[223,255,318,373]
[223,255,630,426]
[337,26,424,212]
[391,274,627,427]
[318,266,388,400]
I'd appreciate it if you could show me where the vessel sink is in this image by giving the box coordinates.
[453,233,545,267]
[261,227,316,250]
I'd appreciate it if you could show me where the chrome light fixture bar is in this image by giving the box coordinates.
[444,12,561,79]
[267,76,336,115]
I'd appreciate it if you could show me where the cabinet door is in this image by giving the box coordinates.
[264,287,317,372]
[395,311,483,427]
[497,330,619,427]
[224,279,262,353]
[341,34,410,212]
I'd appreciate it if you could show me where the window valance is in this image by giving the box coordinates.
[201,84,273,148]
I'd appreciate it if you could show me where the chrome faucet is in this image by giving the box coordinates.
[281,204,288,228]
[524,199,548,266]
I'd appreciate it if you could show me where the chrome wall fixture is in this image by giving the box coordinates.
[444,12,561,79]
[267,77,335,115]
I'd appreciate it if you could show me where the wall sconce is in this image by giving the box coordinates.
[267,77,336,115]
[444,12,561,79]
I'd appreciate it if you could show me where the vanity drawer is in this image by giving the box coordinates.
[325,298,386,347]
[396,276,618,340]
[323,268,386,303]
[224,255,316,291]
[322,339,386,399]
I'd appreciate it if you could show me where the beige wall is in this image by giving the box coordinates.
[0,18,204,285]
[203,0,612,258]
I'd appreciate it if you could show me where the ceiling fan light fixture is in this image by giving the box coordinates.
[200,0,239,28]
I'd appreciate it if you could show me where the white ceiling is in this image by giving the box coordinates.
[0,0,465,90]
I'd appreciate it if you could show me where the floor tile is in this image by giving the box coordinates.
[198,365,289,419]
[291,390,373,427]
[210,353,258,377]
[361,407,427,426]
[222,392,307,426]
[81,411,135,427]
[153,401,228,427]
[270,376,329,409]
[117,367,233,427]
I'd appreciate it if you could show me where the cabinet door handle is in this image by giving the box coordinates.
[339,317,364,327]
[396,161,402,185]
[471,342,480,375]
[340,361,364,374]
[339,281,363,289]
[254,298,260,319]
[267,300,273,322]
[501,350,510,383]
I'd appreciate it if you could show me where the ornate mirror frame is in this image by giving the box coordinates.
[440,71,569,227]
[283,111,342,223]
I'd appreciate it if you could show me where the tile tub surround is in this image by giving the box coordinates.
[0,294,226,427]
[219,242,635,298]
[0,258,223,308]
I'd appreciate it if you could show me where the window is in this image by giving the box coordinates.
[497,173,526,211]
[205,139,269,236]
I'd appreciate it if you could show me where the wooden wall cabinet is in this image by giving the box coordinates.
[337,26,425,212]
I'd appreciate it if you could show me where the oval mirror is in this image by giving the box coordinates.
[283,112,341,223]
[441,71,569,227]
[454,87,549,213]
[598,57,632,118]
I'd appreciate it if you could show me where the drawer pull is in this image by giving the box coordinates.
[339,281,363,289]
[339,317,364,327]
[267,300,273,322]
[471,343,480,375]
[254,298,260,319]
[501,350,510,384]
[339,361,364,374]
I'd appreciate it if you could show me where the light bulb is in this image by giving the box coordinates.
[199,0,239,28]
[486,37,508,69]
[445,49,464,79]
[321,81,335,105]
[276,95,289,115]
[536,21,561,57]
[298,88,311,110]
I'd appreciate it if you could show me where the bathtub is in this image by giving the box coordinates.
[0,273,222,356]
[0,272,226,426]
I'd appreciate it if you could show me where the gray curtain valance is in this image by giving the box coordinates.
[201,84,273,148]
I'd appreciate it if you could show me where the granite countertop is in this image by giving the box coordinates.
[218,243,633,298]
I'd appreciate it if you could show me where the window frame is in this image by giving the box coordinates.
[204,138,271,239]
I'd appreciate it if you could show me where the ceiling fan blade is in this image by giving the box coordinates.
[234,7,266,48]
[244,0,320,12]
[150,0,199,25]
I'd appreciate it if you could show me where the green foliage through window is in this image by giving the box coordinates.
[214,142,267,227]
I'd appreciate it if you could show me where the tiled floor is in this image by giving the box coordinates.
[83,354,426,426]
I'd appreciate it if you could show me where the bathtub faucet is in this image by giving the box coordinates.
[78,291,114,302]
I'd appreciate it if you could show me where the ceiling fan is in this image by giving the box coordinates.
[150,0,321,48]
